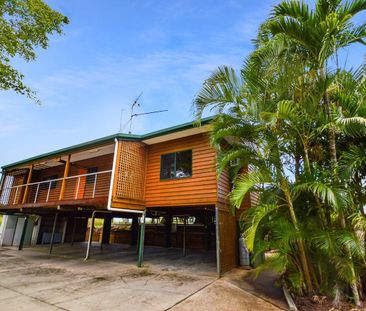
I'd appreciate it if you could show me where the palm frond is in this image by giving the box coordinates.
[335,116,366,137]
[216,148,258,176]
[254,251,288,276]
[272,0,312,22]
[267,16,318,58]
[230,170,272,208]
[316,0,341,19]
[243,203,280,250]
[336,230,365,259]
[293,181,350,211]
[339,145,366,179]
[338,0,366,19]
[193,66,243,119]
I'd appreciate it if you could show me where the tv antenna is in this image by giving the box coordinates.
[120,92,168,134]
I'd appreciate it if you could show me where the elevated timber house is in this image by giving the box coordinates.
[0,117,252,274]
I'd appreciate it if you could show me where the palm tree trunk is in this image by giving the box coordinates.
[322,71,361,307]
[281,178,314,292]
[333,283,342,308]
[295,140,301,182]
[303,146,311,174]
[303,144,328,228]
[273,131,313,292]
[323,90,337,166]
[351,279,362,307]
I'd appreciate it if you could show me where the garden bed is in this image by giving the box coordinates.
[296,296,362,311]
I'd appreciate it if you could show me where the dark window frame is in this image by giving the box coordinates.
[160,150,192,180]
[86,167,98,184]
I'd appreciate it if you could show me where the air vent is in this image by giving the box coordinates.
[230,158,240,167]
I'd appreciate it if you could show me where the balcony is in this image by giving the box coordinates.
[0,170,112,208]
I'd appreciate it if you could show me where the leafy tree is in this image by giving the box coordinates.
[0,0,69,103]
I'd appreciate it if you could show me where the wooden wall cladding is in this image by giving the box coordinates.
[64,217,88,243]
[70,153,114,175]
[218,208,238,273]
[144,224,215,249]
[30,153,113,182]
[235,193,253,221]
[217,168,231,208]
[217,164,254,221]
[113,141,147,209]
[145,133,218,207]
[28,153,113,203]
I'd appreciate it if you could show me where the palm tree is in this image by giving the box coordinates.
[195,64,316,292]
[194,0,366,306]
[251,0,366,304]
[267,0,366,171]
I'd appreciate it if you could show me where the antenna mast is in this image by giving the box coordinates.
[120,92,168,134]
[119,108,125,133]
[129,92,143,134]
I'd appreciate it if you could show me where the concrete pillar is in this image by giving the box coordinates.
[102,216,112,245]
[130,216,138,246]
[164,214,172,248]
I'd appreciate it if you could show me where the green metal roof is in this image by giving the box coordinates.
[2,116,214,171]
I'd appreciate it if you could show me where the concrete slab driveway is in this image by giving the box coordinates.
[0,246,284,311]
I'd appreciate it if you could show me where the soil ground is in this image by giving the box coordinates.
[296,296,365,311]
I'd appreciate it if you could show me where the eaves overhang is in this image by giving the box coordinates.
[2,116,215,171]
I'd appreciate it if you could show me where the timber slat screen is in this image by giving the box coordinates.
[0,170,112,205]
[115,141,146,201]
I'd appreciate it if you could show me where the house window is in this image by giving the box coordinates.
[160,150,192,180]
[41,175,58,190]
[86,167,98,184]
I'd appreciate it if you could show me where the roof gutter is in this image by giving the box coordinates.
[107,138,143,214]
[2,116,215,171]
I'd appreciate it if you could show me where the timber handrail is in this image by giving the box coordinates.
[8,170,112,189]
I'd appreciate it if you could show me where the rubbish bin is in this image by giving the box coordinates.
[238,233,250,266]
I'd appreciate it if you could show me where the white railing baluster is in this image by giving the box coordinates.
[1,170,112,206]
[34,184,40,203]
[75,176,81,199]
[13,187,19,205]
[92,174,98,198]
[46,181,52,202]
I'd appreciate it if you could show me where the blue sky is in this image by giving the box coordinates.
[0,0,365,169]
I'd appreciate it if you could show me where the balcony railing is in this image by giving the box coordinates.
[0,170,112,206]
